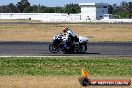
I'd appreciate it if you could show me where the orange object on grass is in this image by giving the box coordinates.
[81,69,88,77]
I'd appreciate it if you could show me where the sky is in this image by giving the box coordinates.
[0,0,132,6]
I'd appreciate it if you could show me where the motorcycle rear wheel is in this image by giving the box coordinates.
[49,44,60,53]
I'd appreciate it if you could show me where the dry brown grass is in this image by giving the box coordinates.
[0,23,132,42]
[0,76,131,88]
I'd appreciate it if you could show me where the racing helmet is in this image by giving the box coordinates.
[63,27,69,33]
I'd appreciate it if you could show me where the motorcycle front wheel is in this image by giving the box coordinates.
[49,44,60,53]
[79,44,87,53]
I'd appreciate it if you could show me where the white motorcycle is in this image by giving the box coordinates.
[49,33,88,53]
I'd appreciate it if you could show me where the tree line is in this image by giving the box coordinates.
[0,0,80,14]
[108,1,132,18]
[0,0,131,18]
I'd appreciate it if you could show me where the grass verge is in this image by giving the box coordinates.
[0,57,132,77]
[0,57,132,88]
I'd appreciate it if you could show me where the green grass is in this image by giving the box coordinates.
[0,57,132,76]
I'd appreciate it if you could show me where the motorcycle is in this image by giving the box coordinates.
[49,33,88,53]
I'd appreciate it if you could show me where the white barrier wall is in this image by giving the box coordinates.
[100,19,132,23]
[0,13,82,22]
[0,13,132,23]
[83,19,132,23]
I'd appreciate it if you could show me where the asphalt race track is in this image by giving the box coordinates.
[0,42,132,56]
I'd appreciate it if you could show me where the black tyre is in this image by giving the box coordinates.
[79,44,87,53]
[49,44,60,53]
[79,77,90,86]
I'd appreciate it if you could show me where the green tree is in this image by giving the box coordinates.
[125,2,132,18]
[23,6,32,13]
[43,7,54,13]
[16,0,30,13]
[39,5,46,13]
[118,1,132,18]
[7,3,18,13]
[63,3,80,14]
[31,5,38,13]
[108,5,114,14]
[54,7,63,13]
[0,5,7,13]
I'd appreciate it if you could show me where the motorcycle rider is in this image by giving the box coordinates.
[62,27,78,49]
